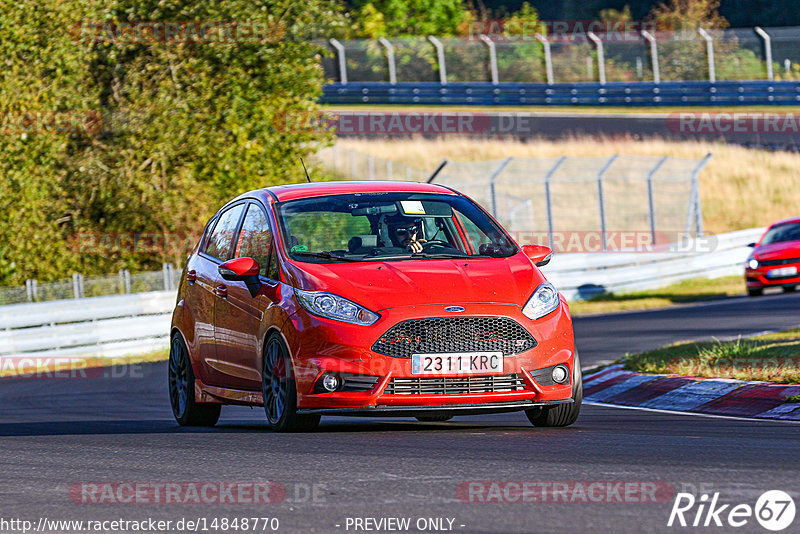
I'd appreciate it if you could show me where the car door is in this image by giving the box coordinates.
[213,200,283,391]
[196,201,247,387]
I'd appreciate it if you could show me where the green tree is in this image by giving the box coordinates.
[351,0,471,37]
[0,0,342,285]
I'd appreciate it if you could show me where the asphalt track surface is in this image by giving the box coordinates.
[1,291,799,534]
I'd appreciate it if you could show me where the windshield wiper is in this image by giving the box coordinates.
[292,251,362,262]
[370,252,469,260]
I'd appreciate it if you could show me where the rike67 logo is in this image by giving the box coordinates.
[668,490,796,531]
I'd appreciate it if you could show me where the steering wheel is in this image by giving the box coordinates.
[420,240,450,250]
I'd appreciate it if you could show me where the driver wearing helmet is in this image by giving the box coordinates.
[388,218,426,253]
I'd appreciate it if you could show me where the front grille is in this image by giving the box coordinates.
[759,257,800,267]
[384,374,526,395]
[371,316,536,359]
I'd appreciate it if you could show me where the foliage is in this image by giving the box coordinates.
[0,0,342,285]
[351,0,471,38]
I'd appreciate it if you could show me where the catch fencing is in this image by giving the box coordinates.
[322,27,800,85]
[0,264,180,306]
[316,146,710,248]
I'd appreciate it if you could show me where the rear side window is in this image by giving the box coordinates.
[236,203,275,278]
[204,204,245,261]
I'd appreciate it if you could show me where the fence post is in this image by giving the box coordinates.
[689,153,712,238]
[646,156,669,246]
[329,38,347,85]
[596,155,618,251]
[488,158,513,217]
[25,279,35,302]
[368,154,375,180]
[534,33,554,84]
[479,35,499,85]
[698,28,716,83]
[754,27,774,81]
[641,30,660,83]
[124,270,131,294]
[72,273,83,299]
[162,263,171,291]
[427,36,448,84]
[543,156,567,248]
[587,32,606,84]
[378,37,397,84]
[386,159,393,180]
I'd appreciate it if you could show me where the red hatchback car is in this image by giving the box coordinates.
[169,181,581,431]
[745,217,800,296]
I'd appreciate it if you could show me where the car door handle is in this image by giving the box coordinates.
[186,270,196,283]
[214,284,228,298]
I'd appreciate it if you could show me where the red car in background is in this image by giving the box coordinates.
[169,181,581,431]
[745,216,800,296]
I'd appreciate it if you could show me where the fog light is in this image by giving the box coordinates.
[552,365,569,384]
[322,374,341,392]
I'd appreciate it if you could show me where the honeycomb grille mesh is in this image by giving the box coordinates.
[371,316,536,358]
[759,257,800,267]
[385,374,525,395]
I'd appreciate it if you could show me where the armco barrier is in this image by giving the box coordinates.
[322,81,800,106]
[0,228,763,360]
[0,291,174,361]
[544,227,764,300]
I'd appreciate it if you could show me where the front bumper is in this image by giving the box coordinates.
[284,300,576,411]
[745,265,800,288]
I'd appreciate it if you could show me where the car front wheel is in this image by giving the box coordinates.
[262,333,320,432]
[525,352,582,428]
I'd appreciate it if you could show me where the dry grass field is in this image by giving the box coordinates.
[334,137,800,235]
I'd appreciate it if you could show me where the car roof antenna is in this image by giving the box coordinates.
[300,158,311,183]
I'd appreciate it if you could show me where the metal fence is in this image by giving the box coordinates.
[0,264,180,306]
[315,146,710,250]
[315,145,431,181]
[322,27,800,84]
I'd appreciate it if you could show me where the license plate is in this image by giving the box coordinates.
[767,266,798,278]
[411,352,503,375]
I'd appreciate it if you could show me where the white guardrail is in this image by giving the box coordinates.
[0,228,763,361]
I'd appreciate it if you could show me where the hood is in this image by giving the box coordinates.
[755,240,800,261]
[282,253,544,311]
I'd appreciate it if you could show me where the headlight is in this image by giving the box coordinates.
[747,258,759,269]
[522,282,561,320]
[295,289,380,325]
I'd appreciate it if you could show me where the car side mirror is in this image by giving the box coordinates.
[219,257,262,297]
[522,244,553,267]
[747,242,756,248]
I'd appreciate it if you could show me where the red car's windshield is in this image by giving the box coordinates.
[274,192,517,262]
[761,222,800,246]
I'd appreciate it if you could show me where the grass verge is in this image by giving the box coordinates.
[568,275,744,316]
[0,349,168,378]
[622,329,800,384]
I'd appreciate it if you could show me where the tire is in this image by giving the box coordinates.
[262,333,320,432]
[169,334,221,427]
[415,415,453,422]
[526,352,582,428]
[748,287,764,297]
